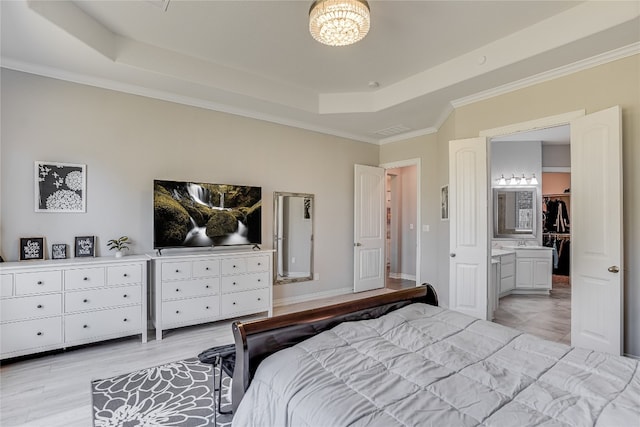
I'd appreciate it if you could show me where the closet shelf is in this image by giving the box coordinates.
[543,193,570,197]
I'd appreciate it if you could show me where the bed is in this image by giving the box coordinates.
[230,285,639,426]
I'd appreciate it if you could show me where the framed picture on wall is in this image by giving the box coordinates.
[51,243,68,260]
[35,161,86,213]
[74,236,96,257]
[19,237,45,261]
[441,185,449,221]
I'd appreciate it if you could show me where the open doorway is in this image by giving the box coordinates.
[489,125,571,344]
[383,162,419,290]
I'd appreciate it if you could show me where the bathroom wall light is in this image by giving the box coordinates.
[529,173,539,185]
[497,174,507,185]
[509,174,518,185]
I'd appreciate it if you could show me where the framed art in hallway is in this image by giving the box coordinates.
[35,161,86,213]
[440,185,449,221]
[19,237,45,261]
[74,236,96,257]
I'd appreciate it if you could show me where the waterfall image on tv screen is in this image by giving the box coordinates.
[154,180,261,249]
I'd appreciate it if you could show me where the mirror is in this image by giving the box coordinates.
[493,188,537,238]
[274,192,314,284]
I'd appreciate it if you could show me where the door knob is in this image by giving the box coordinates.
[450,253,456,258]
[608,266,620,273]
[354,242,362,247]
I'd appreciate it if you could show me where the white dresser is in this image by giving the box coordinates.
[0,256,148,360]
[150,249,273,340]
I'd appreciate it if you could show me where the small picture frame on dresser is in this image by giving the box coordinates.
[51,243,67,260]
[19,237,45,261]
[74,236,96,257]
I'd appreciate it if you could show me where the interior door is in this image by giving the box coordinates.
[354,164,385,292]
[570,106,623,355]
[449,137,489,319]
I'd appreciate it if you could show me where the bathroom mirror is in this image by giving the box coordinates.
[274,192,314,284]
[493,188,537,238]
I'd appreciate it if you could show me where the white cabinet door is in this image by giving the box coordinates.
[449,137,488,319]
[533,259,552,289]
[571,106,623,355]
[515,259,533,288]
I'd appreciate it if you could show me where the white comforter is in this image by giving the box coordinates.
[232,304,639,427]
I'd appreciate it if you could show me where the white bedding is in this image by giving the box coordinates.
[232,303,639,427]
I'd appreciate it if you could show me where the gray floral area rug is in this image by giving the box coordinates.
[92,357,232,427]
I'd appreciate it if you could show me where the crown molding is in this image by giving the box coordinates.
[452,42,640,109]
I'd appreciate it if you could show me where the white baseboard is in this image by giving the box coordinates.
[273,286,353,307]
[388,272,416,281]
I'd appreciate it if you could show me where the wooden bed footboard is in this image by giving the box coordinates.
[230,284,438,412]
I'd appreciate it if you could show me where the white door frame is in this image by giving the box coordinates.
[380,158,422,286]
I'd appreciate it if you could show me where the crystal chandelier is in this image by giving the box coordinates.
[309,0,371,47]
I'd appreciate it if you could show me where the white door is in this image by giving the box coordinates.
[354,164,385,292]
[570,106,623,355]
[449,137,489,319]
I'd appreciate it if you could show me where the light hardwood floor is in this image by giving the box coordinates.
[1,282,569,426]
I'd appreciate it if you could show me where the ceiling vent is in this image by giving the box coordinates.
[373,124,411,137]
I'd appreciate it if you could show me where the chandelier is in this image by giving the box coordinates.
[309,0,371,47]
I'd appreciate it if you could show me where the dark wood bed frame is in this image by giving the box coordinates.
[230,284,438,412]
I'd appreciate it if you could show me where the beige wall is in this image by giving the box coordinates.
[451,54,640,357]
[2,53,639,356]
[0,69,379,302]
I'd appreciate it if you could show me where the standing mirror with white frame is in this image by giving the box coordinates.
[273,192,314,284]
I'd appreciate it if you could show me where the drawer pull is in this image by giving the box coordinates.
[206,306,210,310]
[258,262,261,266]
[176,310,180,314]
[206,285,210,289]
[123,294,128,298]
[175,269,180,273]
[37,281,43,285]
[123,318,128,322]
[37,331,43,336]
[257,297,262,301]
[205,267,210,271]
[83,277,89,281]
[233,265,237,268]
[37,304,43,309]
[257,279,261,282]
[232,302,237,305]
[83,324,88,329]
[83,299,89,303]
[176,288,180,292]
[124,273,129,277]
[233,282,237,286]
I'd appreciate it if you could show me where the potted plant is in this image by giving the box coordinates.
[107,236,130,258]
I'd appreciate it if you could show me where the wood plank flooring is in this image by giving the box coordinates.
[1,282,569,426]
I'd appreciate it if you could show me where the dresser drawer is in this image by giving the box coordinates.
[162,296,220,325]
[247,256,270,272]
[65,267,105,290]
[15,271,62,295]
[1,294,62,322]
[162,262,191,281]
[65,306,141,343]
[193,260,220,278]
[500,261,515,278]
[161,278,219,301]
[221,288,269,316]
[107,264,143,286]
[1,274,13,297]
[221,272,269,293]
[65,285,141,313]
[1,317,62,354]
[221,258,247,275]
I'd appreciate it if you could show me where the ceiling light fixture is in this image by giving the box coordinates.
[309,0,370,47]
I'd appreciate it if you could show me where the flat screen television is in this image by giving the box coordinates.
[154,180,261,249]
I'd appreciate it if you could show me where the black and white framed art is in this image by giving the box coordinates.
[19,237,45,261]
[51,243,68,260]
[35,161,86,213]
[441,185,449,221]
[74,236,96,257]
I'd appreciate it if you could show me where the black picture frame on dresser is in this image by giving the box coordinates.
[19,237,45,261]
[74,236,96,257]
